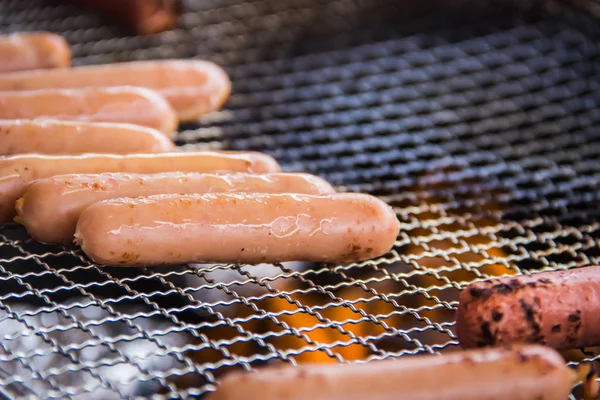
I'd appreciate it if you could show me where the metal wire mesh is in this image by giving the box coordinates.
[1,0,600,398]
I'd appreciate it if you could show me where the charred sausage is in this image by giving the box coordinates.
[207,344,575,400]
[0,32,70,73]
[0,87,178,134]
[0,152,280,222]
[0,119,175,155]
[74,193,399,265]
[0,60,230,122]
[456,266,600,350]
[17,172,334,244]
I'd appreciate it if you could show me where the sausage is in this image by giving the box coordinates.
[16,172,334,244]
[456,266,600,350]
[0,60,230,122]
[0,87,177,134]
[74,193,399,266]
[207,344,575,400]
[0,33,70,73]
[0,152,280,222]
[0,119,175,155]
[66,0,181,35]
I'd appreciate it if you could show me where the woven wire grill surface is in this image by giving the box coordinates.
[1,0,600,398]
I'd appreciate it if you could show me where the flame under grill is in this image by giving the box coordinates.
[1,0,600,398]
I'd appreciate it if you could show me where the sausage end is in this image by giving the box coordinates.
[175,61,232,122]
[40,33,72,69]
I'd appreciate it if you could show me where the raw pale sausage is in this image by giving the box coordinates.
[0,152,280,222]
[0,119,175,155]
[0,87,178,134]
[457,266,600,350]
[0,60,230,121]
[74,193,399,265]
[17,172,334,244]
[0,32,70,73]
[207,344,574,400]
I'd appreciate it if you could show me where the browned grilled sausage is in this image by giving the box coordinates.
[0,60,230,122]
[456,266,600,350]
[0,33,70,73]
[16,172,334,244]
[0,152,281,222]
[74,193,399,266]
[0,87,178,134]
[207,344,575,400]
[0,119,175,155]
[67,0,181,35]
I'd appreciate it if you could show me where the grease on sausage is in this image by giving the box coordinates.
[74,193,399,265]
[0,152,281,222]
[17,172,334,244]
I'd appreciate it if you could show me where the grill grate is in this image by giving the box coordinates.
[2,0,600,398]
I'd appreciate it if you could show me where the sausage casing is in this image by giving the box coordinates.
[66,0,181,35]
[0,33,70,73]
[457,266,600,350]
[0,87,178,134]
[0,60,230,122]
[0,119,175,155]
[0,152,280,222]
[208,344,574,400]
[17,172,334,244]
[74,193,399,265]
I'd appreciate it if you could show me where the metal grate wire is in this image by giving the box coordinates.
[1,0,600,398]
